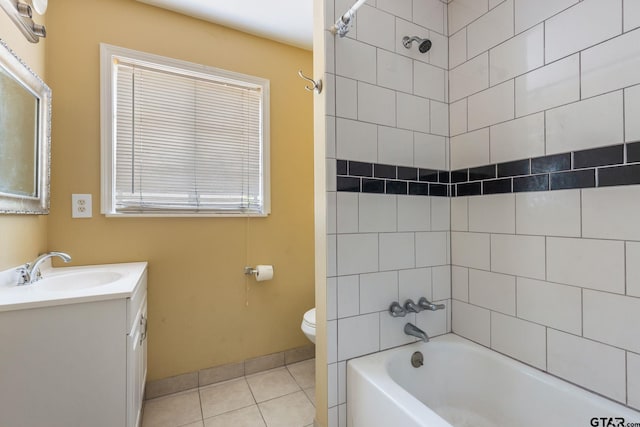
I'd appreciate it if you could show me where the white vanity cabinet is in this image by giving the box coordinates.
[0,262,147,427]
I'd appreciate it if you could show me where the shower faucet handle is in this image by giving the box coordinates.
[389,302,407,317]
[418,297,445,311]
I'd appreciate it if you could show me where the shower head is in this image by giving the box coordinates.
[402,36,432,53]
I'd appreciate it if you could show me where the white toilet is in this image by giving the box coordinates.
[301,308,316,344]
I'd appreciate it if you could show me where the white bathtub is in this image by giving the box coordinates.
[347,334,640,427]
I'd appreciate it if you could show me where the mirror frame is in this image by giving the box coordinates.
[0,38,51,214]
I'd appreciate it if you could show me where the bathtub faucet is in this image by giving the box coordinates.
[404,322,429,342]
[418,297,445,311]
[404,299,421,313]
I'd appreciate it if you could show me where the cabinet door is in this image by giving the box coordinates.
[127,297,147,427]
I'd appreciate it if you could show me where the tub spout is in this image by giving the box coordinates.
[404,322,429,342]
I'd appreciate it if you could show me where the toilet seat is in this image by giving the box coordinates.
[301,308,316,344]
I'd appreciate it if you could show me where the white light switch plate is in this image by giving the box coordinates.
[72,194,92,218]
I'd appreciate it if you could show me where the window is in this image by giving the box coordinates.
[100,44,270,216]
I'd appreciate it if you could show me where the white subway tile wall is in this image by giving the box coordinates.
[325,1,640,425]
[448,0,640,411]
[326,3,451,424]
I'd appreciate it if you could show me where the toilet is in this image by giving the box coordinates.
[301,308,316,344]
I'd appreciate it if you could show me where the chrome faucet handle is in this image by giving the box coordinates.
[404,299,422,313]
[16,263,30,286]
[389,302,407,317]
[418,297,445,311]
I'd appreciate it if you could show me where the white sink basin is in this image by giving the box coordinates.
[37,271,124,292]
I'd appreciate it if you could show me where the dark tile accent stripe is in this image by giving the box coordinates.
[498,159,530,177]
[627,142,640,163]
[514,174,549,192]
[336,142,640,198]
[531,153,571,173]
[469,165,496,181]
[573,145,623,169]
[374,164,396,179]
[550,169,595,190]
[483,178,512,194]
[598,164,640,187]
[337,176,360,192]
[456,182,481,196]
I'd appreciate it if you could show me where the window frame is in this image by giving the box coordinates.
[99,43,270,217]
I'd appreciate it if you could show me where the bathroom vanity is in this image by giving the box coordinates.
[0,262,147,427]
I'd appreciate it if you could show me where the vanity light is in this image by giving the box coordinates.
[0,0,47,43]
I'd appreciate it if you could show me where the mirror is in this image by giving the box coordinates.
[0,38,50,214]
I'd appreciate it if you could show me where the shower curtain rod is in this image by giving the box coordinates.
[331,0,368,37]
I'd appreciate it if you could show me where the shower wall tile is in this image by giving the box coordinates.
[414,61,446,101]
[490,234,545,279]
[427,31,449,70]
[516,278,582,334]
[627,242,640,298]
[545,91,624,155]
[430,100,449,136]
[396,92,430,132]
[334,37,376,83]
[447,0,640,410]
[515,54,580,117]
[337,313,380,361]
[490,312,546,370]
[515,190,581,237]
[581,28,640,98]
[466,0,514,59]
[399,267,432,302]
[450,53,489,102]
[336,118,377,163]
[356,5,396,51]
[583,290,640,353]
[451,232,490,270]
[448,28,467,69]
[336,233,379,275]
[413,0,446,35]
[489,24,543,86]
[432,265,452,300]
[376,0,412,21]
[430,196,450,231]
[358,193,397,232]
[514,0,578,34]
[582,185,640,241]
[394,18,431,64]
[624,84,640,142]
[357,82,397,126]
[468,193,515,233]
[379,232,415,271]
[546,237,625,293]
[489,113,545,164]
[377,50,413,94]
[359,271,399,314]
[415,232,448,267]
[336,192,358,233]
[397,195,431,232]
[451,266,469,302]
[413,133,447,170]
[448,0,488,35]
[544,0,621,63]
[416,303,448,337]
[452,300,491,346]
[335,76,358,120]
[468,269,516,315]
[378,126,414,167]
[467,79,514,130]
[337,275,359,318]
[624,0,640,32]
[547,329,626,403]
[380,314,416,349]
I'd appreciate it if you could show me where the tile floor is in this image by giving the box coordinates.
[142,359,316,427]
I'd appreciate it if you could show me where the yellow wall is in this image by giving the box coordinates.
[45,0,314,380]
[0,11,48,269]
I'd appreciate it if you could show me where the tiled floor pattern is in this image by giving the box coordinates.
[142,359,315,427]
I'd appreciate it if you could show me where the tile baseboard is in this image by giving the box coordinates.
[145,343,315,400]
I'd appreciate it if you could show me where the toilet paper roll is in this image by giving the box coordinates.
[255,265,274,282]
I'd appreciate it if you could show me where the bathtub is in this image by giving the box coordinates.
[347,334,640,427]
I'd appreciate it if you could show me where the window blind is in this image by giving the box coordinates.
[111,58,265,214]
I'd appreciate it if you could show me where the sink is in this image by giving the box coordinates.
[36,271,123,291]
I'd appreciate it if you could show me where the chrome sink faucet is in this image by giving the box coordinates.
[404,322,429,342]
[17,251,72,285]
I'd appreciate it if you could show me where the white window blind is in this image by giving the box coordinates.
[101,44,270,216]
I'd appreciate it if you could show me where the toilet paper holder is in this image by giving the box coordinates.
[244,266,258,275]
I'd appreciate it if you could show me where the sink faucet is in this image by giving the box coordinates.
[17,252,72,285]
[404,322,429,342]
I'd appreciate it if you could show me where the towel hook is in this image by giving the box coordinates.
[298,70,322,94]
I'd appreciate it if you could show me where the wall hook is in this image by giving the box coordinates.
[298,70,322,94]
